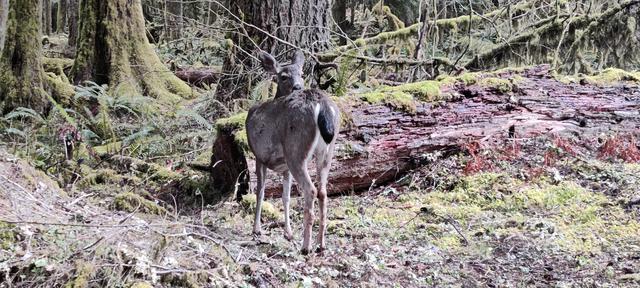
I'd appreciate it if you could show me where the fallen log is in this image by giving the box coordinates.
[210,65,640,199]
[174,67,220,87]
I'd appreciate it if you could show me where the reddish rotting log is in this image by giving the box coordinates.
[243,65,640,197]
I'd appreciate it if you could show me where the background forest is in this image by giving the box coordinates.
[1,0,640,287]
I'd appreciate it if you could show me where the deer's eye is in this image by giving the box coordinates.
[280,73,290,79]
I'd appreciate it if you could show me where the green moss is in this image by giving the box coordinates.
[64,261,94,288]
[432,235,462,249]
[240,194,282,222]
[361,90,417,114]
[45,72,75,106]
[215,112,248,130]
[585,68,640,84]
[113,192,168,215]
[130,282,153,288]
[478,77,514,94]
[0,221,16,250]
[92,141,123,155]
[42,57,74,75]
[360,80,446,112]
[215,111,249,149]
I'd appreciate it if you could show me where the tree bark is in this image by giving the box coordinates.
[72,0,192,101]
[214,0,333,102]
[56,0,67,33]
[211,65,640,198]
[0,0,9,55]
[164,0,182,40]
[65,0,78,56]
[0,0,50,115]
[42,0,51,35]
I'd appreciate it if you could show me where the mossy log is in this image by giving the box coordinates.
[210,65,640,198]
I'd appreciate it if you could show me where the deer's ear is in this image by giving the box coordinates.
[259,51,279,74]
[292,50,305,66]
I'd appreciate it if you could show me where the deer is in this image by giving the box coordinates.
[245,50,340,254]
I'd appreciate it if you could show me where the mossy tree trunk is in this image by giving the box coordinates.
[0,0,8,54]
[65,0,78,56]
[56,0,67,33]
[42,0,51,35]
[215,0,333,102]
[72,0,192,101]
[0,0,50,115]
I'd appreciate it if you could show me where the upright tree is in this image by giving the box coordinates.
[42,0,51,35]
[72,0,192,101]
[56,0,68,33]
[65,0,78,56]
[164,0,183,40]
[214,0,333,102]
[0,0,50,114]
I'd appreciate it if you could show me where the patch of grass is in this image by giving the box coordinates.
[113,192,168,215]
[0,221,16,250]
[240,194,282,222]
[64,261,95,288]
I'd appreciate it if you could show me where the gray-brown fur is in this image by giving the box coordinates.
[246,51,340,254]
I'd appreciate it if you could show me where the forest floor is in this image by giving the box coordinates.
[2,134,640,287]
[1,38,640,286]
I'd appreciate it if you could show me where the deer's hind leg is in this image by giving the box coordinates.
[287,158,317,255]
[315,143,334,252]
[253,161,268,236]
[282,170,293,241]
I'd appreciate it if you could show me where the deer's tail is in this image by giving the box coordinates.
[316,100,337,144]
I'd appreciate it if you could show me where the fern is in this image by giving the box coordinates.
[4,107,45,123]
[4,128,26,138]
[176,108,213,130]
[123,126,155,146]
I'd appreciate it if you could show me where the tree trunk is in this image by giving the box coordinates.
[42,0,51,35]
[164,0,182,40]
[0,0,9,55]
[65,0,78,56]
[214,0,333,102]
[72,0,192,101]
[56,0,67,33]
[51,0,58,32]
[0,0,49,114]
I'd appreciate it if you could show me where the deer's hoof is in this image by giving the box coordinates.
[252,229,262,237]
[300,248,310,255]
[315,247,325,255]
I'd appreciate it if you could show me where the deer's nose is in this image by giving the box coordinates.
[293,84,303,91]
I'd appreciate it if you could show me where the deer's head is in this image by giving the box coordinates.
[259,50,305,98]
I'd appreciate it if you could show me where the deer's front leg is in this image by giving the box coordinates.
[253,162,267,236]
[282,171,293,241]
